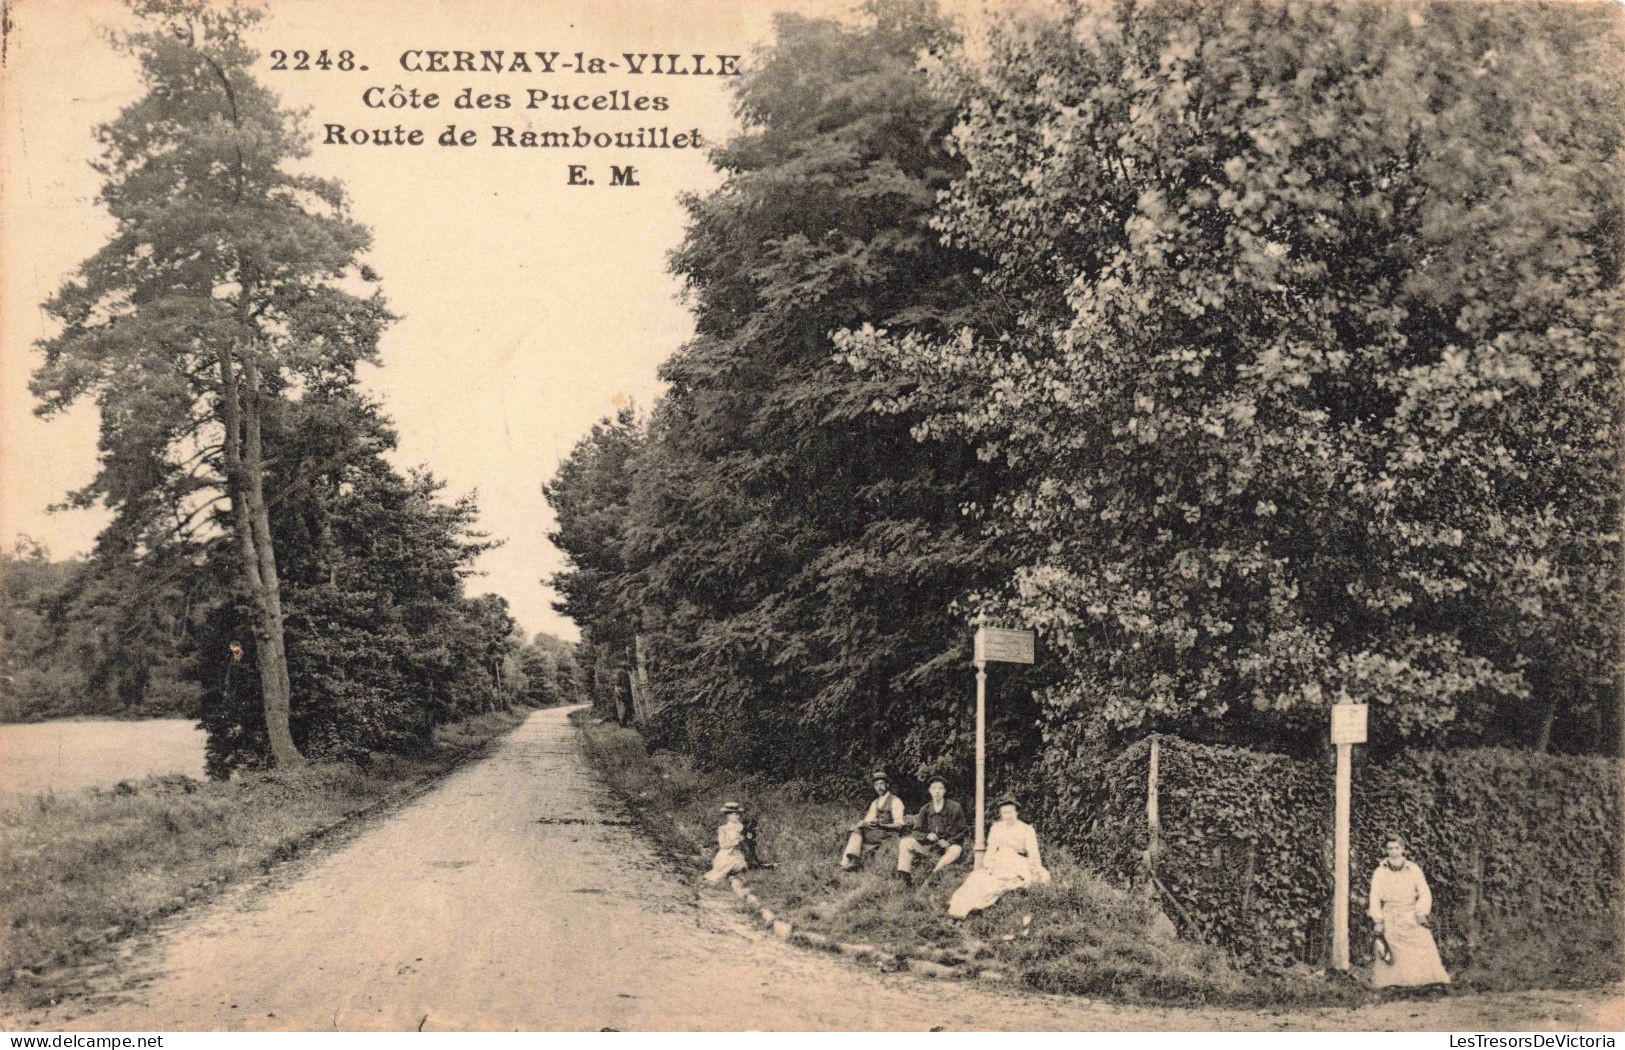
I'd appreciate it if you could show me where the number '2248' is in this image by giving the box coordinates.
[269,50,358,71]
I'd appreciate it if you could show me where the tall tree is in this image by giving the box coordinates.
[544,407,648,720]
[197,394,502,773]
[545,408,645,660]
[545,0,1019,778]
[31,0,389,764]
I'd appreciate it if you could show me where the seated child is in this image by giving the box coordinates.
[704,801,750,884]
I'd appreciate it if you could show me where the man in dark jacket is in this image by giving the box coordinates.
[896,775,966,884]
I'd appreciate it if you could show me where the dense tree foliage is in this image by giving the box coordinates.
[0,541,196,721]
[551,0,1620,775]
[844,0,1623,757]
[548,1,1035,786]
[545,408,645,670]
[195,392,525,773]
[516,632,581,709]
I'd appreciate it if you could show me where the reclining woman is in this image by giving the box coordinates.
[947,797,1050,919]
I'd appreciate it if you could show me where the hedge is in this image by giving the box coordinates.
[1046,737,1622,971]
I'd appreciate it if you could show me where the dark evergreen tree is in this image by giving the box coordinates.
[547,1,1025,782]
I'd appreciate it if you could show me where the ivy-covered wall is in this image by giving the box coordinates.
[1049,737,1622,970]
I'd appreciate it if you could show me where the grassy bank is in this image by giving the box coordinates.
[573,713,1372,1008]
[0,707,533,1005]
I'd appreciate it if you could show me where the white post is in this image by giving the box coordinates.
[974,658,987,866]
[1147,736,1160,875]
[1333,739,1351,971]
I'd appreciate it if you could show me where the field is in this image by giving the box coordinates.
[0,719,207,797]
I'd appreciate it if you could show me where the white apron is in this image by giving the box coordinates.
[1369,860,1451,987]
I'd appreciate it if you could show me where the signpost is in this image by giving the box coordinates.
[974,626,1035,666]
[972,618,1034,863]
[1330,702,1368,971]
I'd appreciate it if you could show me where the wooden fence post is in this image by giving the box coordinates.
[1141,736,1204,939]
[1464,845,1483,959]
[1240,841,1258,914]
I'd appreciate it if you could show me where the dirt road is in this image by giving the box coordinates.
[7,707,1619,1031]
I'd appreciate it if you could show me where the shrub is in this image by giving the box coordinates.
[1051,736,1622,983]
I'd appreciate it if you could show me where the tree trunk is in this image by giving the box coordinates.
[1534,692,1557,753]
[1530,655,1559,752]
[621,669,638,723]
[633,631,654,718]
[220,344,303,767]
[599,655,626,724]
[624,644,645,721]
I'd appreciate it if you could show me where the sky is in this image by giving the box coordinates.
[0,0,872,643]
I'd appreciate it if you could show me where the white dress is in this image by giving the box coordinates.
[704,821,748,884]
[1368,859,1451,987]
[947,819,1051,918]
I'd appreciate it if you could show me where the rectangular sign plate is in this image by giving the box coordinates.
[974,626,1035,665]
[1331,703,1369,745]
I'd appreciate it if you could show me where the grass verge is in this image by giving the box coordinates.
[572,712,1377,1008]
[0,706,534,1008]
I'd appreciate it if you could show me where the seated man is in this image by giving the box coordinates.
[896,775,966,885]
[840,770,907,870]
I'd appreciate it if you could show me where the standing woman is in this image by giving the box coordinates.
[1368,836,1451,989]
